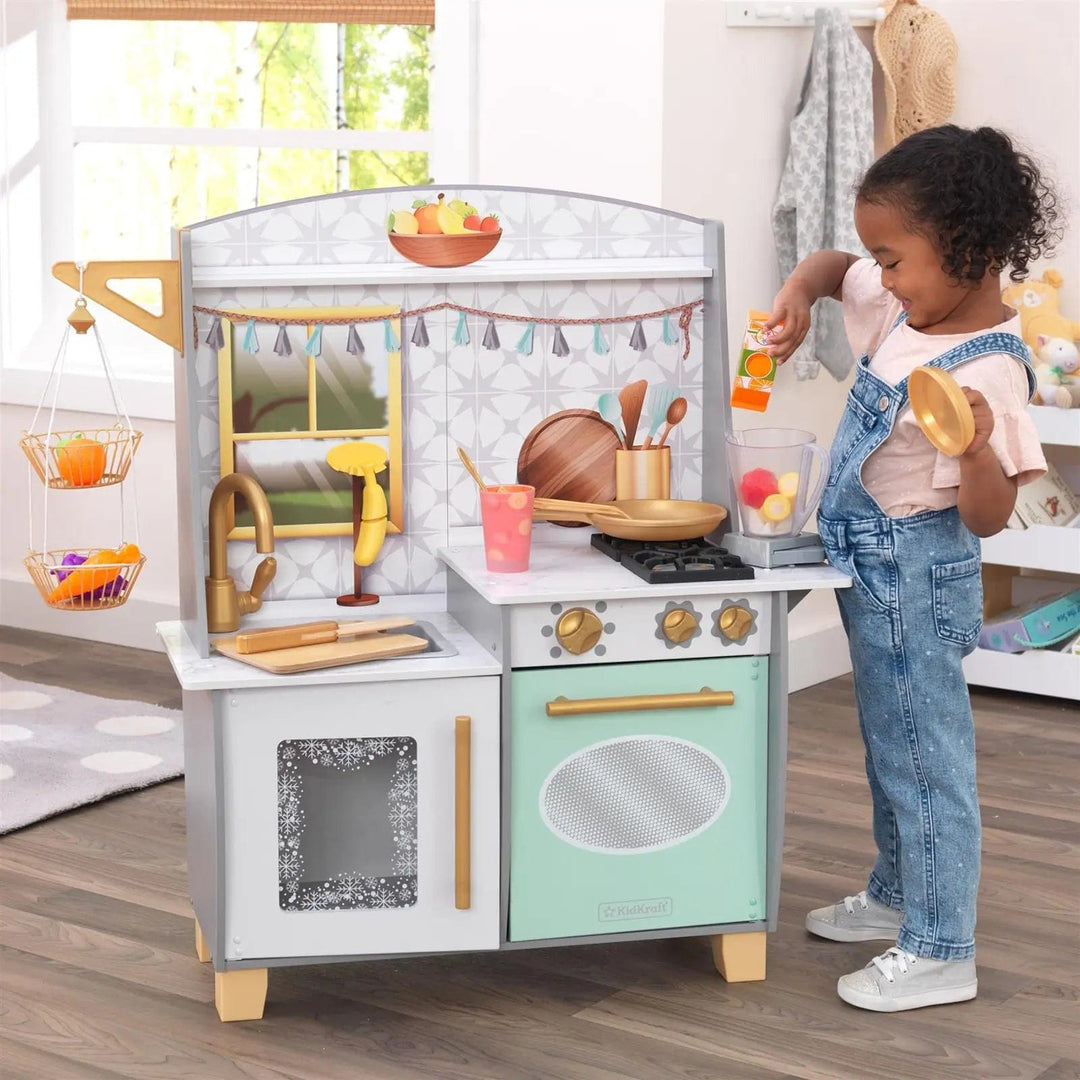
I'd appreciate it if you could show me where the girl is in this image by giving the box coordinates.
[766,125,1058,1012]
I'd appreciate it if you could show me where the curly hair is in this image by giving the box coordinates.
[856,125,1062,284]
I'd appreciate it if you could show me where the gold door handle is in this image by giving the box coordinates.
[545,688,735,717]
[455,715,471,910]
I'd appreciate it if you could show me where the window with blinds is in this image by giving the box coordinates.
[66,2,434,25]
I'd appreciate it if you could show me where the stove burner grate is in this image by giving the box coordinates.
[590,534,755,584]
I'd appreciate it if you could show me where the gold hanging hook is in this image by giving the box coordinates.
[67,263,96,333]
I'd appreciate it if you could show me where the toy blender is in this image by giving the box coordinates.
[724,428,830,567]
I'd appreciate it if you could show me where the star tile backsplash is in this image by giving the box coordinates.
[189,187,708,600]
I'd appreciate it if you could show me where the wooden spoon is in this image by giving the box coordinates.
[656,396,687,448]
[619,380,648,449]
[456,446,489,491]
[533,497,631,519]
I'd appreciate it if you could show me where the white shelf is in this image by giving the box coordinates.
[1029,405,1080,447]
[964,645,1079,700]
[191,257,712,289]
[982,524,1079,574]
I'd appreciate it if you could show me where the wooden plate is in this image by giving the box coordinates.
[517,409,621,524]
[908,366,975,457]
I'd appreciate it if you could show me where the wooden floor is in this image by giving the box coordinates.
[1,624,1077,1080]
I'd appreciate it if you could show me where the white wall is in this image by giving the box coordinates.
[661,0,1080,677]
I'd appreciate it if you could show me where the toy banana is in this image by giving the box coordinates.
[353,467,388,567]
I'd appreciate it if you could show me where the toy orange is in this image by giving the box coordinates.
[53,433,107,486]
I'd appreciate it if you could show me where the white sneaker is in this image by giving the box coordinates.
[837,947,978,1012]
[805,890,904,942]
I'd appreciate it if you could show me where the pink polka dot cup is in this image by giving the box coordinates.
[480,484,535,572]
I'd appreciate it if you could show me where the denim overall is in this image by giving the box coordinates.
[818,320,1035,961]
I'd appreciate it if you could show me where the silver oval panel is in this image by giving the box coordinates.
[539,735,730,854]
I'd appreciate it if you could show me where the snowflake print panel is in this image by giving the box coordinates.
[278,737,418,911]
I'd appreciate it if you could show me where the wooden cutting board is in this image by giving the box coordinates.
[517,409,621,524]
[212,632,429,674]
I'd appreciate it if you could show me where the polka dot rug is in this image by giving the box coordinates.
[0,672,182,835]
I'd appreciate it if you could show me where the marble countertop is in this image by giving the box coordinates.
[157,596,501,691]
[439,525,851,606]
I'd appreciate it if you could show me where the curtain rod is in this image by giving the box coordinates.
[727,2,887,27]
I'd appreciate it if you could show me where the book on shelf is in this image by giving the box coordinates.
[1008,462,1079,528]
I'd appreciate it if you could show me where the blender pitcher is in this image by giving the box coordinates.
[725,428,830,538]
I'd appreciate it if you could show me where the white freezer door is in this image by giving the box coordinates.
[219,676,500,961]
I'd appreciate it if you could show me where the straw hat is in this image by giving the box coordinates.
[874,0,959,147]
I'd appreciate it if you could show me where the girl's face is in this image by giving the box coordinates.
[853,198,971,331]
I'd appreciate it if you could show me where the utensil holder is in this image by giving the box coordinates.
[615,447,670,500]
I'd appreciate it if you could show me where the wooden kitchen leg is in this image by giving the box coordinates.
[194,919,211,963]
[214,968,268,1022]
[710,931,767,982]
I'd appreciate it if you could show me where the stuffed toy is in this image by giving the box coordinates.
[1032,334,1080,408]
[1002,269,1080,350]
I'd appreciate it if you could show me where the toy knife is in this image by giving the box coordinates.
[234,616,417,654]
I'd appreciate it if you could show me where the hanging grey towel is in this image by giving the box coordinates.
[772,6,874,381]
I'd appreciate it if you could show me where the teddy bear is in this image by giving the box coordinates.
[1002,269,1080,350]
[1032,334,1080,408]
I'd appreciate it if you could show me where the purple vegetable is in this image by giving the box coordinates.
[53,552,127,600]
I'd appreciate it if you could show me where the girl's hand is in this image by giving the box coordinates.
[961,387,995,457]
[765,287,812,364]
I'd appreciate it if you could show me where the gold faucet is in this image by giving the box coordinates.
[206,472,277,633]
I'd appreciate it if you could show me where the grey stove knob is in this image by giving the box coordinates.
[662,608,699,644]
[556,608,603,654]
[718,605,753,642]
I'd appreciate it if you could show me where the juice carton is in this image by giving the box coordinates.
[730,310,777,412]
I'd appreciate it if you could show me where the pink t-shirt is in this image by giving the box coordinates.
[841,258,1046,517]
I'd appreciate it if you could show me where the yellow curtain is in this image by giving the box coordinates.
[66,1,434,24]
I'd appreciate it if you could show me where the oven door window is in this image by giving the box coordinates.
[278,737,418,912]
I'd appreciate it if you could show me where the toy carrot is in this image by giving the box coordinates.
[47,543,141,603]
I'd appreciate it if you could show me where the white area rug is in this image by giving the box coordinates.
[0,673,183,834]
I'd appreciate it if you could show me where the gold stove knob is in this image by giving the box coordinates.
[718,605,753,641]
[662,608,699,644]
[556,608,603,654]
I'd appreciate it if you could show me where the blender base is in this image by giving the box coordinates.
[723,531,826,568]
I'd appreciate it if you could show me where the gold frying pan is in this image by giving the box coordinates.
[908,366,975,457]
[533,498,727,541]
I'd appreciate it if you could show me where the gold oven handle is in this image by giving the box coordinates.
[546,688,735,717]
[455,715,471,910]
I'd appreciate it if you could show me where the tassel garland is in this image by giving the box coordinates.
[516,322,535,355]
[273,324,293,357]
[204,315,224,350]
[481,318,501,350]
[410,315,430,348]
[304,323,323,357]
[242,318,259,354]
[346,324,364,355]
[592,324,609,355]
[453,311,470,347]
[384,319,400,352]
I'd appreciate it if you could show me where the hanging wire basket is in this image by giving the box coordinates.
[24,547,147,611]
[22,280,145,611]
[20,425,143,489]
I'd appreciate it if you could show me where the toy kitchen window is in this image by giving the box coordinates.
[217,306,403,540]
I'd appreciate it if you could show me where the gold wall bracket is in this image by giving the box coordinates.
[52,260,183,351]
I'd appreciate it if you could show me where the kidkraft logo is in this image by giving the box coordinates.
[598,897,673,922]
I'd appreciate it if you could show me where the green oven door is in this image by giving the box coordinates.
[509,656,767,942]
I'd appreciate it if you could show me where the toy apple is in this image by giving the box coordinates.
[53,433,106,486]
[739,468,779,509]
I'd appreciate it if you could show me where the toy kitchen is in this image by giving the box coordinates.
[52,185,850,1022]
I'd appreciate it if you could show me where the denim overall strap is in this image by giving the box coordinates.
[814,325,1031,962]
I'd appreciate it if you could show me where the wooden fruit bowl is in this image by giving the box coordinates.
[388,230,502,268]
